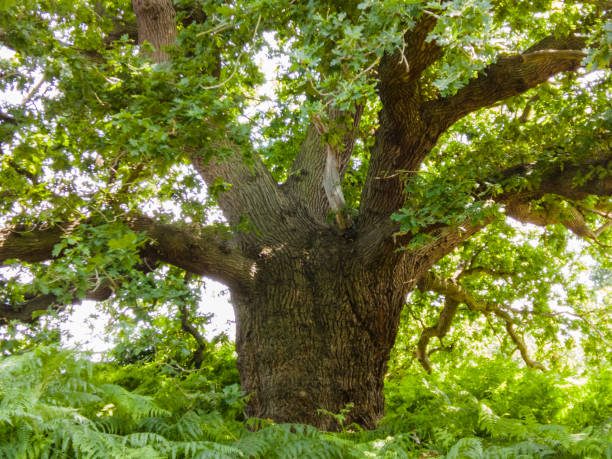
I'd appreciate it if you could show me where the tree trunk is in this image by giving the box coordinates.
[230,229,409,430]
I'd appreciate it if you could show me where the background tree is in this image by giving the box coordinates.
[0,0,610,430]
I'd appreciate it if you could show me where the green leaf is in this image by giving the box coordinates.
[108,232,138,250]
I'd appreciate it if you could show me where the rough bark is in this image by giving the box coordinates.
[123,3,604,429]
[132,0,177,62]
[231,230,411,430]
[285,106,363,223]
[0,216,252,288]
[189,149,306,249]
[422,35,586,132]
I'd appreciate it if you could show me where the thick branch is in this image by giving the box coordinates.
[132,0,177,63]
[358,17,445,229]
[0,217,253,323]
[359,34,587,230]
[0,216,254,289]
[388,153,612,270]
[379,14,443,86]
[0,282,113,324]
[495,156,612,239]
[288,12,440,234]
[190,150,300,247]
[135,217,254,287]
[129,0,291,247]
[285,107,363,224]
[422,34,586,132]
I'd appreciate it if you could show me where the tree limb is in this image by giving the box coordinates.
[0,216,254,290]
[397,153,612,267]
[293,12,439,226]
[493,156,612,240]
[285,106,363,224]
[359,33,587,230]
[502,319,547,371]
[414,296,459,372]
[422,34,587,132]
[189,149,302,247]
[418,272,546,370]
[129,0,297,248]
[177,273,207,369]
[358,17,444,228]
[0,282,113,325]
[132,0,177,63]
[378,14,443,87]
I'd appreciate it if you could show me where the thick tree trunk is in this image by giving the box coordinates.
[230,229,409,430]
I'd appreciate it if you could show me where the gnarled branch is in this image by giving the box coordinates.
[414,296,459,373]
[418,272,546,370]
[494,156,612,241]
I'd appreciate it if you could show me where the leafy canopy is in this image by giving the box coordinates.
[0,0,611,427]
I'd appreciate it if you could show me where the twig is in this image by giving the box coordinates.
[20,74,46,108]
[196,21,232,37]
[199,15,261,91]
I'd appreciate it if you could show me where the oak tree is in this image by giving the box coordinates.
[1,0,611,429]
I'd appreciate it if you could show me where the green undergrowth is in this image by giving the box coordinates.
[0,345,610,458]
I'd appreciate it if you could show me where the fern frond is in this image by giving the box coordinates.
[98,384,170,420]
[478,403,529,441]
[168,440,244,459]
[122,431,171,448]
[445,437,484,459]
